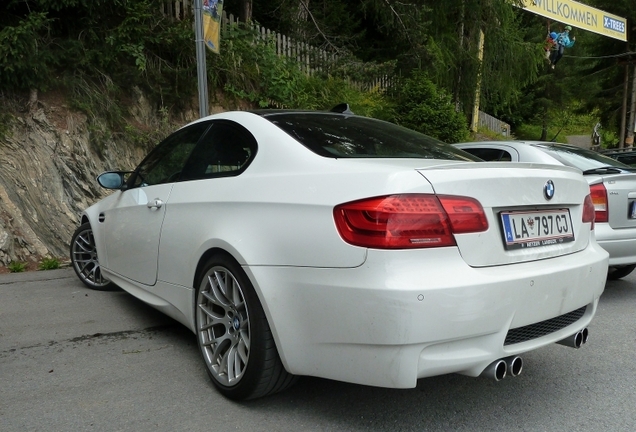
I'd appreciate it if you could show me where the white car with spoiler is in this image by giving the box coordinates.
[456,140,636,280]
[70,108,608,401]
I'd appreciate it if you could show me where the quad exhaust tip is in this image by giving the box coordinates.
[481,328,589,381]
[481,356,523,381]
[556,328,589,349]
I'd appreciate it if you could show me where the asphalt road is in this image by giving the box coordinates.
[1,268,635,432]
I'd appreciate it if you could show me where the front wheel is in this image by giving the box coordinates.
[195,254,296,400]
[70,223,115,290]
[607,264,636,280]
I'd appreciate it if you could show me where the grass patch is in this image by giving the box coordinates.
[8,261,27,273]
[38,257,61,270]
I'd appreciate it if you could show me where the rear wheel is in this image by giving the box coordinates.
[607,264,636,280]
[195,254,296,400]
[70,223,115,290]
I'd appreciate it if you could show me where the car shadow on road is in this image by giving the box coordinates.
[600,277,636,303]
[231,281,636,430]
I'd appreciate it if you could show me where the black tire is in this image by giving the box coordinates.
[607,264,636,280]
[70,223,115,290]
[195,254,296,400]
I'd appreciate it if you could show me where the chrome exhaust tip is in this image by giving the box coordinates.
[481,359,507,381]
[556,328,588,349]
[504,356,523,377]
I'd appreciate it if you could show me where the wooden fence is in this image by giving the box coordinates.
[161,0,192,21]
[478,111,511,137]
[160,3,386,89]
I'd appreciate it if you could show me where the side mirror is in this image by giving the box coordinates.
[97,171,130,190]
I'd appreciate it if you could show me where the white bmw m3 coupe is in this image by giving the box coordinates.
[71,107,608,400]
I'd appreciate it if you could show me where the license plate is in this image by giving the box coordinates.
[500,209,574,250]
[631,201,636,219]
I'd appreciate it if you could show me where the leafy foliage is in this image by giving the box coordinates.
[394,71,469,143]
[0,0,197,107]
[211,25,307,107]
[1,0,632,142]
[245,1,544,125]
[210,23,394,116]
[572,0,636,141]
[38,257,61,270]
[0,11,55,91]
[8,261,27,273]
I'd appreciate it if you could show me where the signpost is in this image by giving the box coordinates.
[194,0,225,118]
[518,0,627,41]
[194,0,209,118]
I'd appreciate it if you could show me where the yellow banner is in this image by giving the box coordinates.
[519,0,627,41]
[203,0,223,54]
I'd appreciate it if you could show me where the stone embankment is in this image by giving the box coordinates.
[0,92,168,268]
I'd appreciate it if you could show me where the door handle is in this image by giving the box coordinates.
[147,198,164,210]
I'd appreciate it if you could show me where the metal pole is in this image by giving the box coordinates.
[626,64,636,150]
[194,0,209,118]
[620,64,629,149]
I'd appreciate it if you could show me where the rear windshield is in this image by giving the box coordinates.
[532,143,632,171]
[263,113,479,161]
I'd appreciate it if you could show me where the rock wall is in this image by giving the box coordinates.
[0,94,163,267]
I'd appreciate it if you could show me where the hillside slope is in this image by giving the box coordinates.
[0,92,182,269]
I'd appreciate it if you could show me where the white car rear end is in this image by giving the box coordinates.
[236,161,607,387]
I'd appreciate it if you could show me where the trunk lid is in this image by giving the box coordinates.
[417,162,592,267]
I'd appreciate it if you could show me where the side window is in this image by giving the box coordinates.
[464,147,513,162]
[130,122,210,187]
[180,121,257,181]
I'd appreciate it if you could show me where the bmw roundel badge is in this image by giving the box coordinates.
[544,180,555,200]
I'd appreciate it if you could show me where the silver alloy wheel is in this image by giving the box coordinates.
[197,266,251,387]
[71,225,112,289]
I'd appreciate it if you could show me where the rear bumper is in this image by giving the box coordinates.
[245,242,608,388]
[596,223,636,266]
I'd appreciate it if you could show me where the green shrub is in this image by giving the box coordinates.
[393,71,469,143]
[38,257,61,270]
[8,261,27,273]
[210,24,396,117]
[0,12,55,92]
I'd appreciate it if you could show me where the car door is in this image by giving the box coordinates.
[102,121,211,285]
[155,120,258,286]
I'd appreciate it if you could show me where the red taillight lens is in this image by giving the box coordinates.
[333,194,488,249]
[582,194,595,230]
[589,183,608,223]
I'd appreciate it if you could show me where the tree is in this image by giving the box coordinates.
[569,0,636,146]
[244,0,543,127]
[239,0,253,22]
[394,71,470,143]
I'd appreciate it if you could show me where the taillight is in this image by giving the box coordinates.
[333,194,488,249]
[582,194,595,230]
[589,183,608,223]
